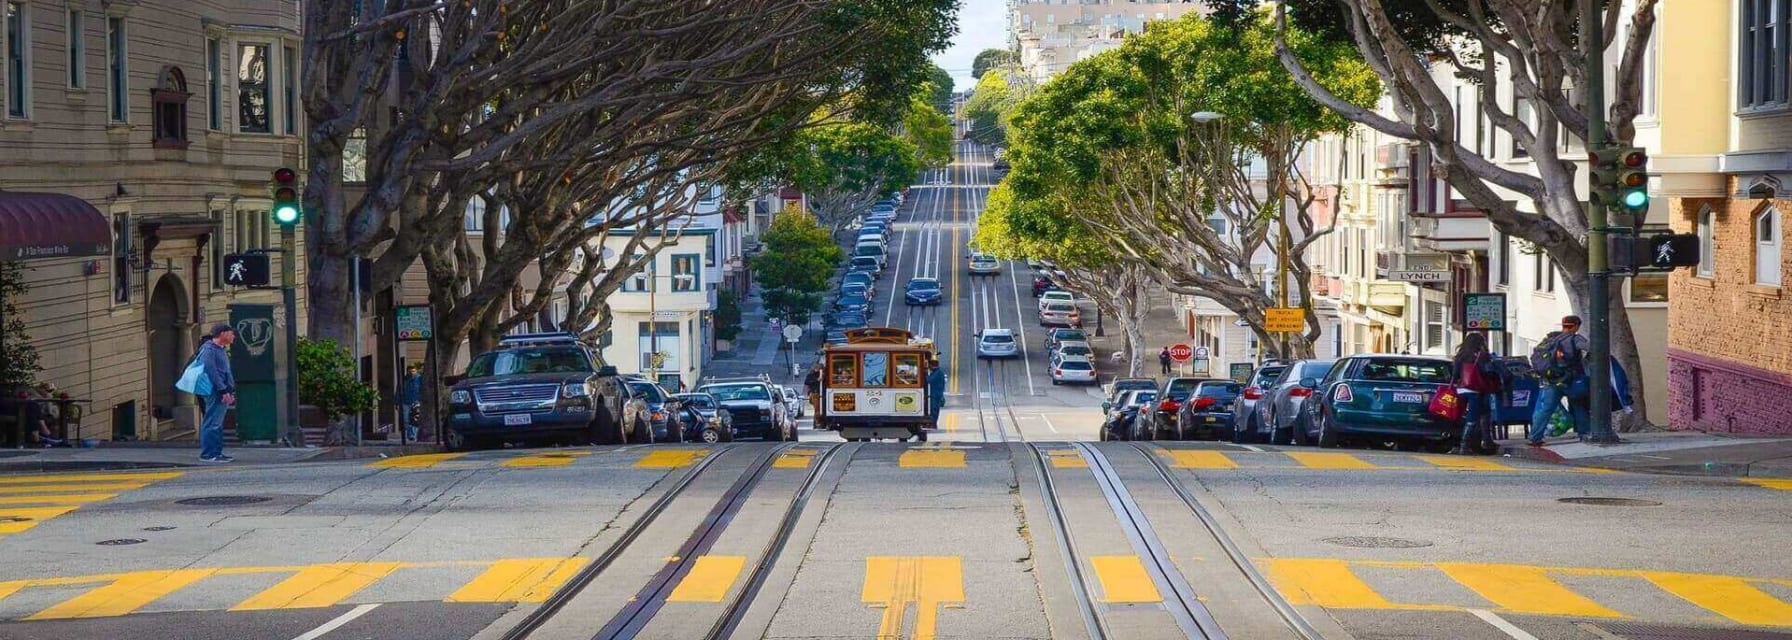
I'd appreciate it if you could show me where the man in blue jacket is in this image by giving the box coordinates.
[198,323,237,463]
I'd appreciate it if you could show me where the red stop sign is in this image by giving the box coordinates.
[1168,344,1193,362]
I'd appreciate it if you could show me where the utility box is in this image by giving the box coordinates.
[228,303,287,443]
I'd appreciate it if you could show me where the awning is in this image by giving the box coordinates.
[0,191,111,261]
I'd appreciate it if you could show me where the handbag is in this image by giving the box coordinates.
[175,356,212,396]
[1428,386,1464,421]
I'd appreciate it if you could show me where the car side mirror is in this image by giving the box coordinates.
[1101,401,1112,411]
[1299,377,1319,389]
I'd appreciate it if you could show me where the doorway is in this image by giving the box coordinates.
[146,274,189,429]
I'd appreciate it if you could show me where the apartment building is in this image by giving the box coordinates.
[1008,0,1205,83]
[0,0,304,441]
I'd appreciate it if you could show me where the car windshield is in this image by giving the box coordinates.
[852,257,878,267]
[699,384,770,402]
[1253,367,1286,386]
[1165,379,1201,396]
[1055,330,1086,341]
[907,279,939,291]
[627,381,668,402]
[1358,359,1453,384]
[983,333,1014,344]
[465,347,592,378]
[846,273,872,284]
[855,246,882,256]
[841,284,867,295]
[1059,360,1092,371]
[674,394,716,410]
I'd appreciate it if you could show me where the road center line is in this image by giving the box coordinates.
[1467,608,1541,640]
[290,603,380,640]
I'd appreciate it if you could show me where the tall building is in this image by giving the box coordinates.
[1008,0,1206,83]
[0,0,305,441]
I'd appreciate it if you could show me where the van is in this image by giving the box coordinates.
[854,243,887,267]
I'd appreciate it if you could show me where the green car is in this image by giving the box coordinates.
[1299,355,1458,449]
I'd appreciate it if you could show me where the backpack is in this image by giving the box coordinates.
[1529,334,1581,385]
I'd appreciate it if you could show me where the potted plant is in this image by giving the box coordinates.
[296,338,379,445]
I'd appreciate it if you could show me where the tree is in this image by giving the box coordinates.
[924,63,956,114]
[1234,0,1659,429]
[973,48,1017,80]
[998,14,1378,358]
[962,69,1021,147]
[296,338,380,445]
[754,210,846,325]
[0,262,40,389]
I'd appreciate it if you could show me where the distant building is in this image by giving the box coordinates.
[1008,0,1206,83]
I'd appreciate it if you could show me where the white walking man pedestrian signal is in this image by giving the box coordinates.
[222,254,271,286]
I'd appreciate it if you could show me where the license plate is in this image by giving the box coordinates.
[1390,392,1426,404]
[504,414,532,426]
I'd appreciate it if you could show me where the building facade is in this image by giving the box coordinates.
[0,0,304,441]
[1008,0,1205,83]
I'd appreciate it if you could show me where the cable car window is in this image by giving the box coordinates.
[893,353,922,387]
[862,352,889,387]
[829,354,859,386]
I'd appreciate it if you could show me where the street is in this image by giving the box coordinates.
[0,143,1786,640]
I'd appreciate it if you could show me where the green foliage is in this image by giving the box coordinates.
[1208,0,1460,54]
[790,121,922,203]
[715,290,744,342]
[972,48,1016,80]
[962,69,1021,147]
[296,338,379,422]
[924,63,955,114]
[0,262,40,389]
[904,93,954,169]
[752,211,845,324]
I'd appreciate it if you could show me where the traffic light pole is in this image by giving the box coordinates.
[281,225,300,447]
[1582,0,1617,443]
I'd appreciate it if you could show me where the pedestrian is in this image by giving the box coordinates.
[1158,347,1172,376]
[1450,333,1501,455]
[1527,315,1590,446]
[396,364,423,442]
[197,324,238,462]
[926,359,947,429]
[803,364,823,415]
[25,383,65,447]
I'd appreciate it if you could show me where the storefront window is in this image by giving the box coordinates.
[1630,273,1668,303]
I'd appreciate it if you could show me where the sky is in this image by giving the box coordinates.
[931,0,1009,93]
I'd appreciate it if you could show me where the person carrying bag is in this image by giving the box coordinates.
[1451,333,1503,455]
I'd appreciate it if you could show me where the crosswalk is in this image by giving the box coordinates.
[0,471,181,536]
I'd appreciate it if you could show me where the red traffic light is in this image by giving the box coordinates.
[1620,150,1647,168]
[273,167,297,183]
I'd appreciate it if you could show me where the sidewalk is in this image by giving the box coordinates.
[1500,431,1792,478]
[1076,284,1188,384]
[703,287,821,385]
[0,440,445,474]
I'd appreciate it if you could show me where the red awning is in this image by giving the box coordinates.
[0,191,111,260]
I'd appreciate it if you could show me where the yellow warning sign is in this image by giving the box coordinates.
[1265,307,1305,333]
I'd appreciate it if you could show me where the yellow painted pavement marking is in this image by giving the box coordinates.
[0,472,181,485]
[1261,558,1450,611]
[1742,478,1792,491]
[0,493,118,505]
[0,472,175,537]
[447,558,590,603]
[634,449,706,469]
[368,453,467,469]
[0,482,155,494]
[500,451,594,468]
[862,556,964,640]
[1160,450,1239,470]
[1045,449,1086,469]
[667,555,747,603]
[1643,572,1792,627]
[1090,556,1161,604]
[942,413,958,433]
[1286,452,1382,470]
[231,562,406,611]
[774,449,820,469]
[1418,455,1517,472]
[28,569,218,620]
[1435,563,1623,618]
[899,449,965,469]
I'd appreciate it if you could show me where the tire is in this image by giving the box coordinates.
[1051,379,1061,386]
[1316,410,1340,448]
[632,419,651,445]
[1232,416,1253,444]
[1136,416,1156,441]
[909,426,927,442]
[1291,417,1309,446]
[591,413,625,446]
[1099,425,1110,441]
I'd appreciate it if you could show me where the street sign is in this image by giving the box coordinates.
[783,324,803,343]
[395,305,434,341]
[1264,307,1305,333]
[1463,293,1506,331]
[221,253,271,287]
[1167,344,1193,363]
[1192,345,1210,359]
[1229,363,1254,382]
[1386,270,1450,283]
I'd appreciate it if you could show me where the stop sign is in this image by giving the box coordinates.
[1168,344,1193,362]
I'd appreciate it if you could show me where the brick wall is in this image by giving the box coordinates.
[1666,191,1792,433]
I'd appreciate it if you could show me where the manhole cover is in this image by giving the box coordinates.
[176,496,272,506]
[1322,536,1432,549]
[142,526,176,532]
[1557,497,1662,507]
[96,538,146,546]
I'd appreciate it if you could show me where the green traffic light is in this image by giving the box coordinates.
[1621,189,1648,209]
[273,204,301,225]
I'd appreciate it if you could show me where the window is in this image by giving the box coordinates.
[861,352,889,388]
[1424,300,1445,353]
[1532,250,1549,292]
[829,354,859,386]
[206,38,221,129]
[636,322,679,371]
[1629,273,1669,303]
[65,8,82,89]
[624,254,650,292]
[5,1,26,118]
[237,43,270,133]
[1511,96,1533,158]
[1496,232,1510,286]
[235,209,269,253]
[282,45,296,134]
[106,16,124,122]
[344,127,368,182]
[113,213,132,304]
[671,254,699,291]
[1696,207,1715,277]
[151,67,190,148]
[1740,0,1790,110]
[1757,206,1783,286]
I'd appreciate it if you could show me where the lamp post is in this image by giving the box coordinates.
[1191,110,1294,360]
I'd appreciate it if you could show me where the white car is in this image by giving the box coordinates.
[1038,301,1081,327]
[967,253,1002,275]
[1050,357,1098,385]
[1038,290,1074,312]
[976,328,1019,359]
[1051,341,1095,364]
[780,385,805,419]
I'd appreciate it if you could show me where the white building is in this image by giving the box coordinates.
[1008,0,1206,83]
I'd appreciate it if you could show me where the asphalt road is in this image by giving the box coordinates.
[0,140,1786,640]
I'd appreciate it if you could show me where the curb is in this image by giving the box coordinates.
[1499,443,1567,465]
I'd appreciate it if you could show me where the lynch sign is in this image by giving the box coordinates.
[1386,270,1450,283]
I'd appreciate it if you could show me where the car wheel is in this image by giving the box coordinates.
[1291,417,1310,446]
[697,426,726,443]
[1232,416,1253,444]
[1136,418,1155,441]
[590,414,625,446]
[1317,410,1340,448]
[1051,379,1061,386]
[633,419,651,445]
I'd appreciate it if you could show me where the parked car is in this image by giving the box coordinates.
[622,377,684,443]
[1037,290,1074,312]
[1102,378,1160,412]
[1174,380,1244,440]
[1229,363,1288,443]
[695,377,794,441]
[843,271,877,298]
[1296,355,1457,449]
[1044,328,1088,351]
[854,243,888,268]
[445,333,648,449]
[976,328,1019,359]
[1051,341,1094,364]
[824,329,850,346]
[967,252,1002,275]
[834,293,870,314]
[839,282,870,302]
[1101,390,1158,441]
[1133,377,1211,440]
[904,277,943,306]
[781,385,806,419]
[1250,359,1335,445]
[830,310,868,329]
[856,231,887,249]
[1031,274,1058,297]
[1038,301,1081,328]
[671,392,732,443]
[1050,357,1098,386]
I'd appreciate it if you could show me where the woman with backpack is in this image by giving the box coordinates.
[1451,333,1502,455]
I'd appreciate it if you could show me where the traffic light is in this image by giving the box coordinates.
[1612,147,1650,218]
[272,167,301,227]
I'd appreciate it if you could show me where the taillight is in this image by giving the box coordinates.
[1053,369,1062,376]
[1243,387,1263,400]
[1158,400,1180,412]
[1289,388,1313,398]
[1332,385,1354,403]
[1193,397,1216,410]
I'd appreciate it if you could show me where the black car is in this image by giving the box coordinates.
[672,393,733,443]
[622,377,682,443]
[445,333,649,449]
[1174,380,1244,440]
[1297,355,1458,449]
[1100,390,1158,441]
[1134,377,1223,440]
[695,378,794,441]
[1102,378,1161,412]
[831,310,869,330]
[904,277,943,305]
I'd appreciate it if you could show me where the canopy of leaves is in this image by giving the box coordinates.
[924,63,956,114]
[753,211,846,323]
[973,182,1114,271]
[972,48,1017,79]
[789,122,922,203]
[904,93,954,169]
[962,70,1020,147]
[296,338,379,422]
[1208,0,1460,53]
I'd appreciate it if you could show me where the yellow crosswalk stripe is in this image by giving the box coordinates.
[1090,556,1161,603]
[0,494,118,505]
[1435,563,1622,618]
[1741,478,1792,491]
[500,452,593,468]
[1286,452,1381,470]
[0,472,180,485]
[231,562,406,611]
[1045,449,1086,468]
[446,558,589,603]
[668,556,747,603]
[899,449,965,468]
[1160,450,1238,469]
[1260,558,1447,610]
[863,557,964,640]
[1643,572,1792,627]
[1417,455,1516,472]
[774,449,820,469]
[28,569,218,620]
[369,453,467,469]
[635,450,706,469]
[0,482,155,494]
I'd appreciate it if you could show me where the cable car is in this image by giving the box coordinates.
[816,328,939,441]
